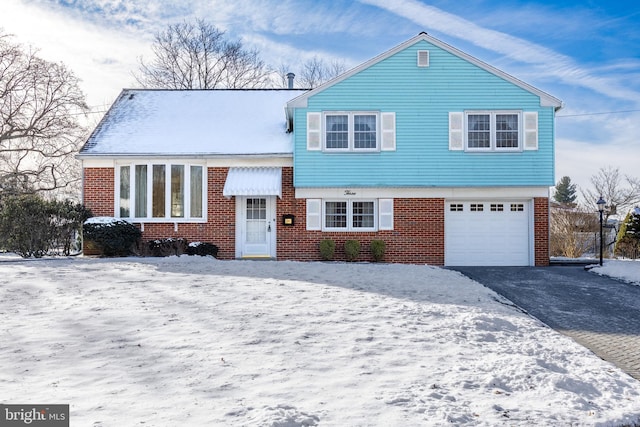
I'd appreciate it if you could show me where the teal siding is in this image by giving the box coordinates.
[293,40,556,188]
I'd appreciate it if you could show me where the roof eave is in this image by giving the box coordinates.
[76,152,293,160]
[286,32,563,110]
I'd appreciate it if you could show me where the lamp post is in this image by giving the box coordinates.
[597,196,606,266]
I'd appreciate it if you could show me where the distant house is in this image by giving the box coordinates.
[78,33,562,266]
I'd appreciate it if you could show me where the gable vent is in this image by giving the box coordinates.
[417,50,430,67]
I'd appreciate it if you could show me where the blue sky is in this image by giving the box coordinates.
[2,0,639,200]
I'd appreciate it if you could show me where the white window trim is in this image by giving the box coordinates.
[322,199,378,232]
[464,110,523,152]
[323,112,380,153]
[115,162,207,222]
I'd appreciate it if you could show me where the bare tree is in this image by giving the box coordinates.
[136,19,271,89]
[581,166,640,220]
[550,204,600,258]
[0,31,88,198]
[296,56,347,89]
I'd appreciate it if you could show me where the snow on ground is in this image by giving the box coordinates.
[1,256,640,426]
[590,259,640,285]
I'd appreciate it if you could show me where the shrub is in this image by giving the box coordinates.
[145,238,188,257]
[0,194,90,258]
[344,240,360,262]
[370,239,386,262]
[0,194,52,258]
[51,199,92,255]
[185,242,219,257]
[83,217,142,257]
[319,239,335,261]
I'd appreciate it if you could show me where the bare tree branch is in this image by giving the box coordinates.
[0,30,88,198]
[581,166,640,220]
[296,56,346,89]
[135,19,271,89]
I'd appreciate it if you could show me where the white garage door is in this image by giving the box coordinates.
[445,201,531,266]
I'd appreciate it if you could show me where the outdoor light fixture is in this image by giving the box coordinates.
[597,196,606,266]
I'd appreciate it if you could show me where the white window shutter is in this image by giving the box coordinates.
[381,112,396,151]
[378,199,394,230]
[449,112,464,150]
[307,112,321,151]
[306,199,322,230]
[523,112,538,150]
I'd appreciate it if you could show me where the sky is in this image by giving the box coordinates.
[2,0,639,202]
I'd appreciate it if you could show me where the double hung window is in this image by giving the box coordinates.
[466,111,520,151]
[118,163,205,221]
[324,113,378,151]
[324,200,376,231]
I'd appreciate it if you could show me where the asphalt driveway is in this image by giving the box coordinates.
[452,265,640,380]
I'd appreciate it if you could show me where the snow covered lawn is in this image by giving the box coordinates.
[1,257,640,426]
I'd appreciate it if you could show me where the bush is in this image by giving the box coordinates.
[145,238,189,257]
[370,239,386,262]
[0,194,90,258]
[344,240,360,262]
[185,242,219,257]
[51,199,92,255]
[319,239,335,261]
[83,217,142,257]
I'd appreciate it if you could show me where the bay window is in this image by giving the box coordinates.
[116,162,206,221]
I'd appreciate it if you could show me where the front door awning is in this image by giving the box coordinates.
[223,167,282,198]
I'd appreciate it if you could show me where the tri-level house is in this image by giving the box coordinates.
[79,33,562,266]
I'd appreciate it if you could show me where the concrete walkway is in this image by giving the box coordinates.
[452,266,640,381]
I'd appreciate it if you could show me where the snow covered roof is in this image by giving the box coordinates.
[80,89,308,157]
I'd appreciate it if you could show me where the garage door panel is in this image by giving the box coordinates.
[445,200,530,266]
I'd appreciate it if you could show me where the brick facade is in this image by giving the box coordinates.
[533,197,550,266]
[83,168,115,216]
[82,166,549,265]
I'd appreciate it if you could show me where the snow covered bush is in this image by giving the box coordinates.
[344,240,360,262]
[185,242,219,257]
[370,239,386,262]
[83,217,142,257]
[144,238,188,257]
[319,239,335,261]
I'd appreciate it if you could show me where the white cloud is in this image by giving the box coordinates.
[2,0,152,107]
[555,113,640,198]
[360,0,640,106]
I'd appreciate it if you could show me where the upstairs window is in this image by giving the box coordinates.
[466,111,521,151]
[324,112,378,151]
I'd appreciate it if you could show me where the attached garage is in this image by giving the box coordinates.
[445,200,532,266]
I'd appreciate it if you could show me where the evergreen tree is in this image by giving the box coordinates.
[615,208,640,258]
[553,176,577,204]
[627,207,640,240]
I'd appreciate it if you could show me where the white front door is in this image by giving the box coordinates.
[237,196,276,258]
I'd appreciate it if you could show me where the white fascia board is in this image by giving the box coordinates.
[286,34,429,109]
[286,33,563,111]
[79,158,116,168]
[79,155,292,168]
[422,35,563,110]
[295,187,550,199]
[206,157,292,167]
